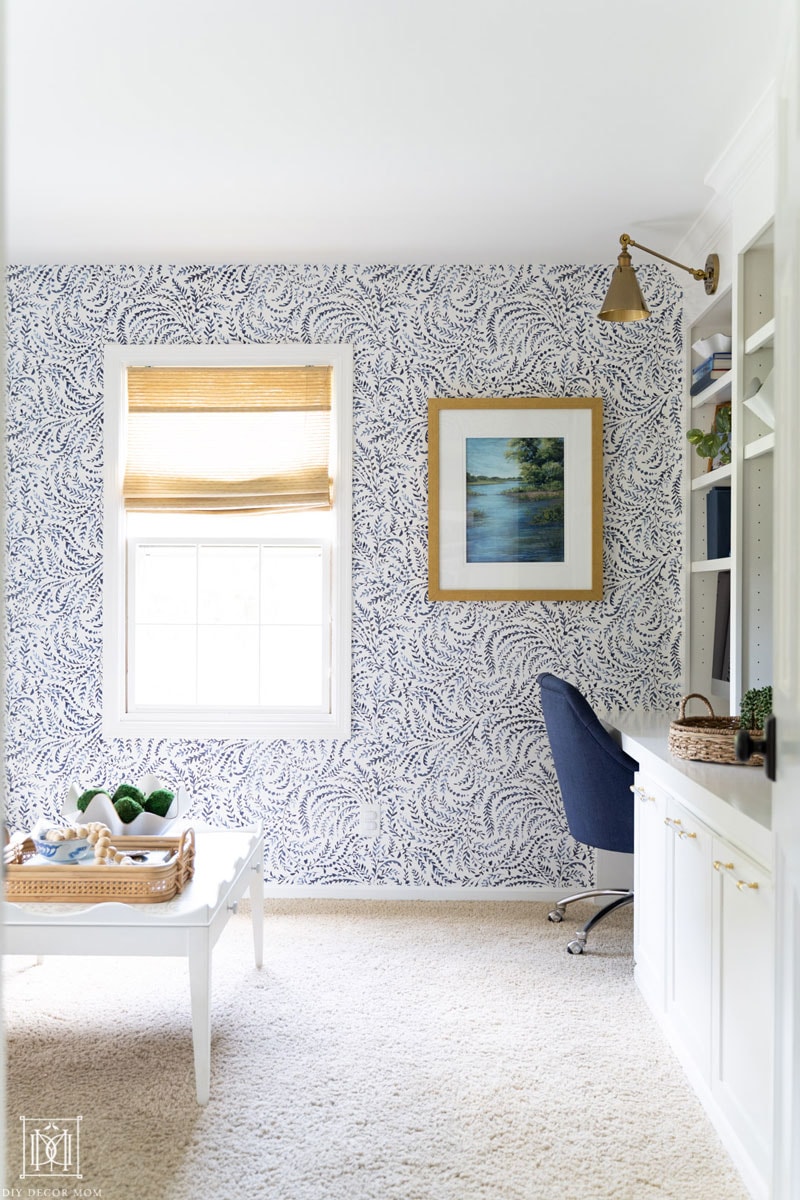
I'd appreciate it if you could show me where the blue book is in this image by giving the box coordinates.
[706,486,731,559]
[691,371,729,396]
[693,353,732,380]
[712,570,731,682]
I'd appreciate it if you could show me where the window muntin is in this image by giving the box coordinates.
[129,539,328,712]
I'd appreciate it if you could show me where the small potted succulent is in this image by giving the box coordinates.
[739,685,772,733]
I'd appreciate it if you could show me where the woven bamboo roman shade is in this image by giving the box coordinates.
[123,366,333,512]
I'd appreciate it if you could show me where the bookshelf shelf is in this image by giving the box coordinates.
[691,372,733,410]
[691,463,733,492]
[744,317,775,355]
[691,557,733,573]
[744,432,775,460]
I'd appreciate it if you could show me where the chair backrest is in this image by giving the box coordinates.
[537,672,638,854]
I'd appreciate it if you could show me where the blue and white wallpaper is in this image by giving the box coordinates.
[5,263,683,888]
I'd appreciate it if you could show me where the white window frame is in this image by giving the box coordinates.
[102,343,353,740]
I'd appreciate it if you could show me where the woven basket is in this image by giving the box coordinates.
[668,694,763,767]
[3,828,196,903]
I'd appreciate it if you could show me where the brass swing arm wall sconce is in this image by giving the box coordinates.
[598,232,720,322]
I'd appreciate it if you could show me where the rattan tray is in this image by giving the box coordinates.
[668,694,762,767]
[3,828,196,903]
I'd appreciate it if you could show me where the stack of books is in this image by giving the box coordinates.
[691,352,732,396]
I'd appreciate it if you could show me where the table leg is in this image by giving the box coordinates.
[250,848,264,969]
[188,928,212,1105]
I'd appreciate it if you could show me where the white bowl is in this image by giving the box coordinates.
[692,332,732,359]
[64,775,189,838]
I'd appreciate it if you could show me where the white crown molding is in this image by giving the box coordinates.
[705,81,776,201]
[672,200,733,273]
[669,80,776,317]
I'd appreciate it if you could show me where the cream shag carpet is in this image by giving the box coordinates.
[4,900,748,1200]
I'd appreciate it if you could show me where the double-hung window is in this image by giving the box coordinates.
[103,345,352,739]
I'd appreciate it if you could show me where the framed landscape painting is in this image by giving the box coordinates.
[427,397,603,601]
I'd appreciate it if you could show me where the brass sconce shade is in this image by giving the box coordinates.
[599,233,720,322]
[599,242,650,322]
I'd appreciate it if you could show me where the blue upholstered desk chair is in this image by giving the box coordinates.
[538,672,639,954]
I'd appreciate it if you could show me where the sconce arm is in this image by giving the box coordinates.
[618,233,709,282]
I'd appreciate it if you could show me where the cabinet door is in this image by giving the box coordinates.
[665,799,713,1080]
[632,773,667,1011]
[712,841,773,1182]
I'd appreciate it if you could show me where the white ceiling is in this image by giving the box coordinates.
[5,0,782,265]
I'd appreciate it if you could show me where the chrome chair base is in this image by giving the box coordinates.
[548,889,634,954]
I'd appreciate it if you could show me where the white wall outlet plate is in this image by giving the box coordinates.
[358,804,380,838]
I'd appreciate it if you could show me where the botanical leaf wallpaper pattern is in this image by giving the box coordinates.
[5,263,683,888]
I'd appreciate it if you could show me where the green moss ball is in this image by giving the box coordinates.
[145,789,175,818]
[113,796,145,824]
[112,783,146,807]
[76,788,109,813]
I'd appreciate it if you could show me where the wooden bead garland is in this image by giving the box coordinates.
[43,825,83,842]
[84,821,135,867]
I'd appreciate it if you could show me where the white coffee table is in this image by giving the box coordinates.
[3,824,264,1104]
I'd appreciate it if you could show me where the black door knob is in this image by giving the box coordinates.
[735,728,765,760]
[735,715,776,782]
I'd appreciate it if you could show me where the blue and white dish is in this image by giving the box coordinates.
[31,833,93,863]
[30,818,93,863]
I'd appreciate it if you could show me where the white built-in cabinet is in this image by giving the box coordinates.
[664,793,714,1077]
[628,745,773,1200]
[622,89,778,1200]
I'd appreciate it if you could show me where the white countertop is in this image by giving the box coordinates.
[602,711,773,865]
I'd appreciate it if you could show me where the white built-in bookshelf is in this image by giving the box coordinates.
[686,221,774,715]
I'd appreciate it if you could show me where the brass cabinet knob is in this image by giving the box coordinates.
[664,817,697,839]
[736,880,759,891]
[713,860,734,872]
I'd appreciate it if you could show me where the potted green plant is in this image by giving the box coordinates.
[739,685,772,732]
[686,402,732,468]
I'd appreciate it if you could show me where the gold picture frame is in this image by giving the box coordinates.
[428,397,603,601]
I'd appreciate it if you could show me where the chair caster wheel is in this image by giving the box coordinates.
[548,908,565,923]
[567,939,585,955]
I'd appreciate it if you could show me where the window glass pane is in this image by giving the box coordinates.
[130,539,328,714]
[261,546,324,625]
[134,625,197,705]
[260,626,323,706]
[135,545,196,623]
[198,545,260,624]
[197,625,260,705]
